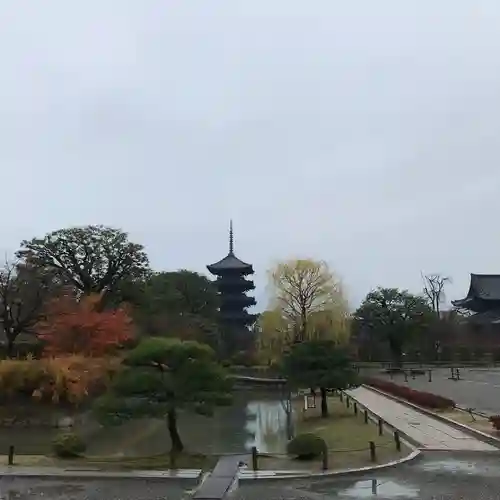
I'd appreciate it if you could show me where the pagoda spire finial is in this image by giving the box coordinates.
[229,219,234,254]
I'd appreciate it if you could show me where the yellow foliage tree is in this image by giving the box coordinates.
[257,259,349,364]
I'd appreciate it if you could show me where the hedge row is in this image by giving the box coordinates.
[364,377,455,409]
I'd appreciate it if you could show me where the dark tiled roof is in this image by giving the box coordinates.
[207,252,253,274]
[464,310,500,324]
[470,274,500,300]
[452,274,500,307]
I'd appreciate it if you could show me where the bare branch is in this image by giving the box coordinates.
[422,273,451,317]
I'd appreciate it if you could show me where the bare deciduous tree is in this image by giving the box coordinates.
[0,260,55,356]
[422,273,451,317]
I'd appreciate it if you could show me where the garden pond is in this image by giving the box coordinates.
[0,389,292,457]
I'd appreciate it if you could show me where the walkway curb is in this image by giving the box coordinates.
[0,466,202,481]
[237,449,421,482]
[363,384,500,450]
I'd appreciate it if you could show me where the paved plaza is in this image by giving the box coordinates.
[371,366,500,415]
[346,386,497,451]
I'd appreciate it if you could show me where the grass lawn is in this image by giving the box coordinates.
[438,408,497,437]
[259,395,410,472]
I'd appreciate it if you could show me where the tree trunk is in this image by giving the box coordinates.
[389,337,403,368]
[6,337,14,358]
[300,307,307,343]
[167,407,183,453]
[320,387,328,417]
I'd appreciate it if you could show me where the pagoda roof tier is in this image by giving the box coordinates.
[220,295,257,309]
[207,252,254,275]
[215,276,255,292]
[207,220,254,275]
[452,274,500,311]
[219,310,258,323]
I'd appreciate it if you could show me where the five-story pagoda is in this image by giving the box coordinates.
[207,221,256,355]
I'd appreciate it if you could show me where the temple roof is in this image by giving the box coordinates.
[207,252,253,273]
[206,220,254,275]
[464,310,500,324]
[452,274,500,308]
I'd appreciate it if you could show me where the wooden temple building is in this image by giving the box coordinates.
[452,274,500,324]
[207,221,257,355]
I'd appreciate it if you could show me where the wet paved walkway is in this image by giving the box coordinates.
[346,386,497,451]
[4,452,500,499]
[236,451,500,500]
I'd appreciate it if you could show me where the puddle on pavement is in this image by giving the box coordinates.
[337,479,419,498]
[422,459,500,476]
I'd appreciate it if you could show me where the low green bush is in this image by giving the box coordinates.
[52,432,86,458]
[287,433,326,460]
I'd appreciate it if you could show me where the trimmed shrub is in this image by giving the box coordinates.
[0,356,120,405]
[52,431,86,458]
[230,350,258,367]
[489,415,500,430]
[364,377,455,409]
[287,433,326,460]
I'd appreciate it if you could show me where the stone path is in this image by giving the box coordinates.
[346,386,498,451]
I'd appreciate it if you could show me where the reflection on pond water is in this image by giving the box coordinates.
[337,480,419,498]
[0,390,291,456]
[308,478,420,499]
[244,399,290,453]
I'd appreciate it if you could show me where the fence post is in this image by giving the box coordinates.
[251,446,258,471]
[346,397,350,408]
[7,445,14,466]
[394,431,401,452]
[339,392,343,402]
[456,368,461,380]
[428,369,432,382]
[321,442,328,471]
[354,402,358,415]
[404,371,408,382]
[364,409,368,424]
[170,449,177,469]
[378,418,383,436]
[369,441,376,462]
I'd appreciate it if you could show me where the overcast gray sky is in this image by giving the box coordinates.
[1,1,500,310]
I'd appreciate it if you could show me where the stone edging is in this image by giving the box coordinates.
[363,384,500,450]
[0,467,203,481]
[237,449,421,482]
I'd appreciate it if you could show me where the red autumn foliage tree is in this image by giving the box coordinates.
[36,293,133,356]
